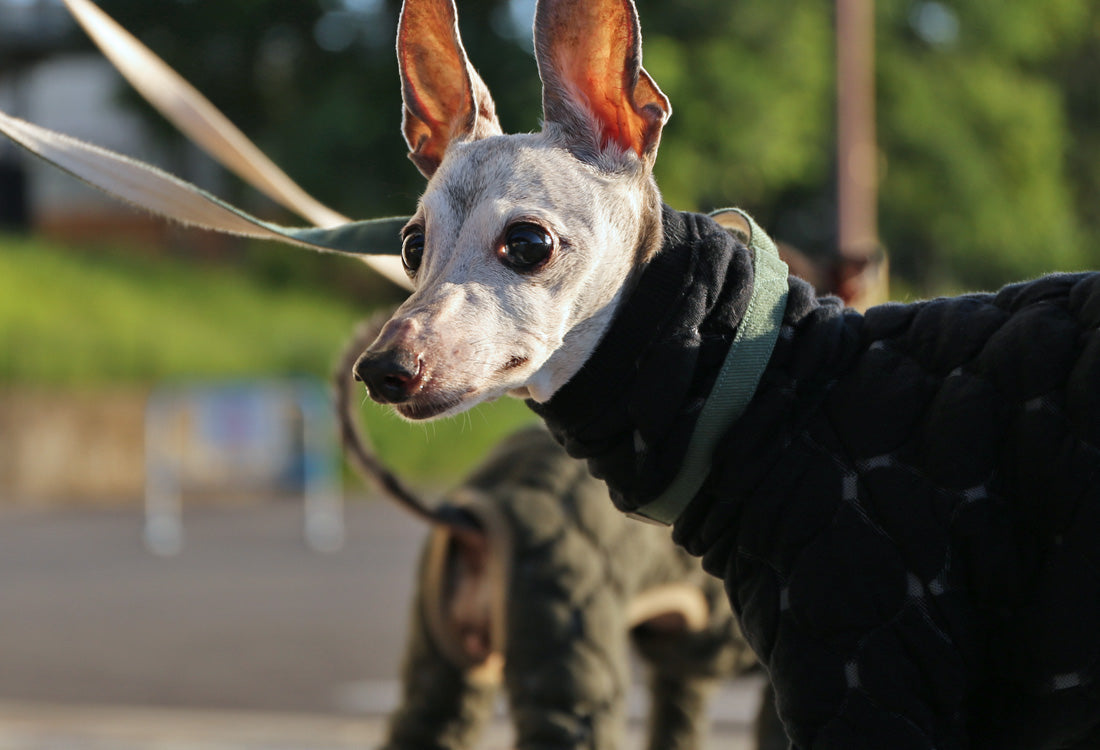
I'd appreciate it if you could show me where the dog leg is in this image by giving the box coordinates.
[643,668,718,750]
[631,589,755,750]
[503,583,631,750]
[381,562,497,750]
[490,464,633,749]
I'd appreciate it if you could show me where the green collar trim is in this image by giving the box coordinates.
[628,209,790,527]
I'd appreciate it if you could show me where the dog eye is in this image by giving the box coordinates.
[401,231,425,277]
[500,223,553,272]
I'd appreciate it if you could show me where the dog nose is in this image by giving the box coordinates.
[354,349,422,404]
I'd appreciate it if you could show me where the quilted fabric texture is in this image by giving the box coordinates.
[535,207,1100,749]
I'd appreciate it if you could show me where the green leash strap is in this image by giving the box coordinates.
[627,209,790,527]
[0,111,408,259]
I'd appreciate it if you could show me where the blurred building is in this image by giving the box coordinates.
[0,0,223,245]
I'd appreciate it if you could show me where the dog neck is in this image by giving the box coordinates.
[529,205,775,518]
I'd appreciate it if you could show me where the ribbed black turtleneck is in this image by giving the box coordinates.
[527,205,758,513]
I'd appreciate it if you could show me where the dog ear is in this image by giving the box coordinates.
[397,0,502,178]
[534,0,670,165]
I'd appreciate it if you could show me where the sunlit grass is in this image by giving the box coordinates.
[0,234,369,384]
[352,396,538,486]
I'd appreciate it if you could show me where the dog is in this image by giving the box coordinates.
[335,316,769,750]
[353,0,1100,747]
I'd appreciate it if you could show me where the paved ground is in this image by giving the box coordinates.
[0,500,762,749]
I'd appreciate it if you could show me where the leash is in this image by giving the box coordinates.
[0,109,409,258]
[628,209,790,526]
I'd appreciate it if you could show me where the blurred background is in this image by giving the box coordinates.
[0,0,1097,747]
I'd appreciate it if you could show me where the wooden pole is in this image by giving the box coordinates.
[836,0,878,260]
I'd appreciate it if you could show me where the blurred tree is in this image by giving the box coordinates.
[93,0,1099,293]
[636,0,834,215]
[876,0,1093,287]
[1051,2,1100,274]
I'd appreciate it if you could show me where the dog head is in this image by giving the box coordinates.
[355,0,670,420]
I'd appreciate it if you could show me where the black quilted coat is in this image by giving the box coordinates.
[531,206,1100,749]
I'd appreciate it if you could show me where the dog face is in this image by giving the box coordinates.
[354,0,670,420]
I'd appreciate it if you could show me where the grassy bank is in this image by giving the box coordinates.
[0,234,536,482]
[0,235,365,384]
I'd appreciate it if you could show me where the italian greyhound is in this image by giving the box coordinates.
[356,0,1100,747]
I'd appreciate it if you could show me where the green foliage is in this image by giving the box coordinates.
[948,0,1089,61]
[879,54,1082,285]
[876,0,1095,288]
[0,234,366,384]
[640,0,834,213]
[1053,4,1100,266]
[354,397,538,482]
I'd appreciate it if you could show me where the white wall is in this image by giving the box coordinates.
[22,54,162,214]
[6,53,223,221]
